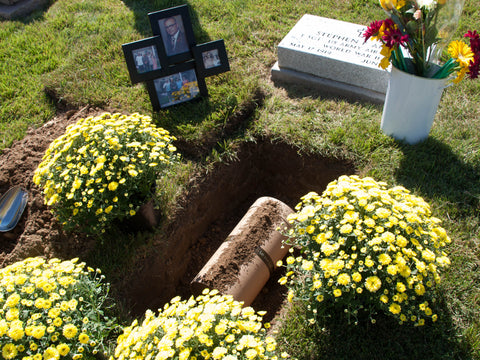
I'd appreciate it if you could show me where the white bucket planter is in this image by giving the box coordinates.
[380,64,448,145]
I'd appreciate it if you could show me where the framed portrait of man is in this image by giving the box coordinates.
[145,61,207,110]
[192,40,230,77]
[122,36,167,83]
[148,5,196,64]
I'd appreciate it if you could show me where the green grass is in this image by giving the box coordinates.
[1,0,480,358]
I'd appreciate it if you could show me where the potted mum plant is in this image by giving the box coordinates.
[278,175,451,326]
[112,289,290,360]
[364,0,479,144]
[33,112,178,234]
[0,257,117,360]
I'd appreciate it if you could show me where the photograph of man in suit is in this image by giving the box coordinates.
[162,16,189,56]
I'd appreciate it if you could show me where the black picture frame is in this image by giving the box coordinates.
[148,5,196,64]
[146,61,207,110]
[192,40,230,77]
[122,36,167,84]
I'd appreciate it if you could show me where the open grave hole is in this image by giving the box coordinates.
[121,138,356,320]
[0,106,355,322]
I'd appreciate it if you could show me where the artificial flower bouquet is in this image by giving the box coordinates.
[112,289,289,360]
[0,257,116,360]
[278,175,451,326]
[33,112,178,234]
[364,0,479,82]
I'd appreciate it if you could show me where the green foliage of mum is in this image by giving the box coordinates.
[33,112,178,233]
[0,257,116,360]
[278,175,451,326]
[112,289,288,360]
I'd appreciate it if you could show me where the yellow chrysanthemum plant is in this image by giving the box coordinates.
[112,289,290,360]
[33,112,178,233]
[0,257,117,360]
[277,175,451,326]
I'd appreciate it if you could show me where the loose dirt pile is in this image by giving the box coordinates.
[0,107,105,267]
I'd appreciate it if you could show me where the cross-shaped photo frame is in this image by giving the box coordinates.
[122,4,230,110]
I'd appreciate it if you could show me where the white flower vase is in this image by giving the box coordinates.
[380,64,448,145]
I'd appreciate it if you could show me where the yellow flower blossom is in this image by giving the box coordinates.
[378,253,392,265]
[352,272,362,283]
[389,303,401,314]
[108,181,119,191]
[32,113,177,233]
[337,273,351,285]
[365,276,382,292]
[62,324,78,339]
[281,175,451,325]
[448,40,474,69]
[2,344,17,360]
[380,0,405,10]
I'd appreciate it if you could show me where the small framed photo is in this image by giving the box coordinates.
[148,5,195,64]
[192,40,230,77]
[122,36,167,84]
[146,61,207,110]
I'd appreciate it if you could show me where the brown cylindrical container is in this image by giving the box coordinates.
[190,196,293,306]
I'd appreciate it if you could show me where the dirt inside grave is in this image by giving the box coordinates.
[0,106,356,322]
[190,198,291,295]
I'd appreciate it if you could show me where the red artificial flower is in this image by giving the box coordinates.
[464,30,480,52]
[363,20,384,42]
[382,27,409,49]
[464,30,480,79]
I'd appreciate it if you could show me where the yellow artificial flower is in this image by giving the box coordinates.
[379,45,393,69]
[448,40,474,68]
[379,0,405,10]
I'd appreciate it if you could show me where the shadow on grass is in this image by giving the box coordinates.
[120,0,210,41]
[2,0,53,24]
[279,293,471,360]
[152,87,264,159]
[394,138,480,216]
[272,77,385,108]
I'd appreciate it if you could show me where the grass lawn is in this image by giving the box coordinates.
[1,0,479,358]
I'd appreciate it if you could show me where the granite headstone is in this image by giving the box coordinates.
[271,14,390,103]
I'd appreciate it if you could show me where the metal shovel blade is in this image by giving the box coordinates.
[0,186,28,232]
